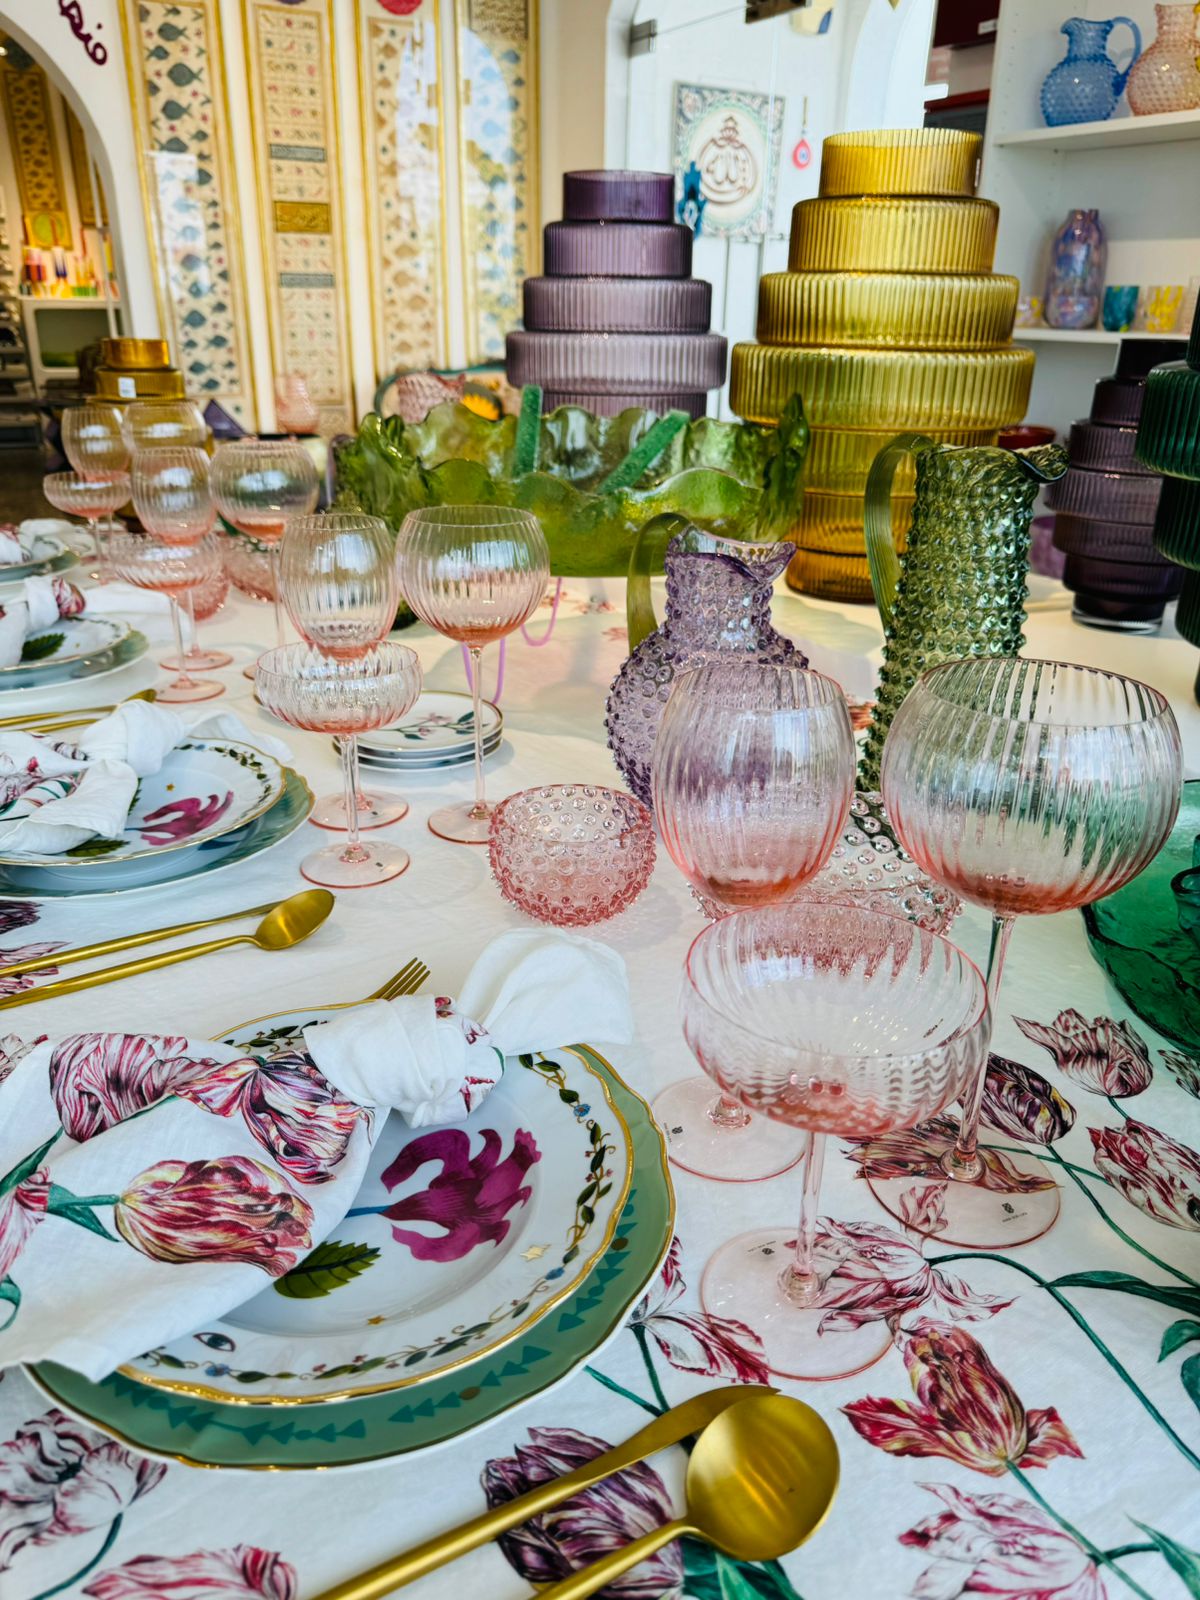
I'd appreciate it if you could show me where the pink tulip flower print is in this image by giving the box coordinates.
[900,1483,1107,1599]
[0,1031,47,1087]
[50,578,86,618]
[482,1427,683,1600]
[1015,1011,1152,1098]
[0,944,61,999]
[1090,1120,1200,1231]
[845,1115,1057,1194]
[0,1408,165,1571]
[629,1238,770,1384]
[981,1055,1076,1145]
[362,1126,541,1262]
[176,1050,365,1185]
[1161,1050,1200,1100]
[114,1156,314,1274]
[84,1545,297,1600]
[49,1033,222,1141]
[0,1168,49,1284]
[0,901,39,938]
[843,1321,1083,1476]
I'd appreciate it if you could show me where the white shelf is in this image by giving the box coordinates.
[1016,326,1187,344]
[994,109,1200,152]
[21,298,117,310]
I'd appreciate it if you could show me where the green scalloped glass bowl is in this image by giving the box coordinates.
[1082,780,1200,1050]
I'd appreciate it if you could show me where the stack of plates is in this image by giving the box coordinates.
[0,739,314,899]
[0,531,79,585]
[354,690,504,772]
[0,618,147,693]
[30,1010,673,1470]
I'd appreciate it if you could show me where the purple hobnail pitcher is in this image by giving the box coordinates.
[605,528,806,807]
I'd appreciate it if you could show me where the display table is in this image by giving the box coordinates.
[3,577,1198,1600]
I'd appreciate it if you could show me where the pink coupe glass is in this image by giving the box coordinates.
[876,656,1182,1248]
[255,642,423,888]
[488,784,656,926]
[42,472,132,581]
[652,660,856,1182]
[280,511,407,831]
[107,531,225,703]
[683,900,989,1380]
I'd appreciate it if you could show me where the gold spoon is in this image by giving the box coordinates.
[532,1394,839,1600]
[0,889,335,1010]
[0,688,158,733]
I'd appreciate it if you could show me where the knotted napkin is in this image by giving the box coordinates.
[0,525,34,565]
[0,575,175,668]
[0,700,291,856]
[0,929,632,1379]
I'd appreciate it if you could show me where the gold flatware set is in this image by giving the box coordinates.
[0,687,158,736]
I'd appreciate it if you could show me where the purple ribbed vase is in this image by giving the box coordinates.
[563,170,675,222]
[544,221,693,279]
[507,331,727,390]
[522,276,713,332]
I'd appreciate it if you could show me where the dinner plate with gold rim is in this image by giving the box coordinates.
[27,1048,672,1470]
[117,1014,634,1406]
[0,626,147,693]
[0,533,78,584]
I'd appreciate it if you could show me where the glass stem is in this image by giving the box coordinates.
[947,912,1015,1181]
[708,1092,751,1129]
[270,547,285,648]
[782,1131,825,1306]
[170,598,196,689]
[89,516,106,580]
[468,645,488,821]
[339,734,369,865]
[183,589,200,663]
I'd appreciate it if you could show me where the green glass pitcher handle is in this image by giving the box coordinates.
[864,432,935,634]
[626,512,690,649]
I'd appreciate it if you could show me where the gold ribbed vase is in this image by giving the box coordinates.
[730,129,1033,600]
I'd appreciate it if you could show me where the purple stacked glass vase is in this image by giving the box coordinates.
[507,170,727,418]
[1048,374,1181,630]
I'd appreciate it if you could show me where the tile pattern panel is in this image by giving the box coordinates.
[0,64,72,248]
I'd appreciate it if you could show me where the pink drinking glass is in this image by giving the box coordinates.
[683,900,988,1380]
[132,447,232,671]
[275,374,321,436]
[108,530,225,703]
[651,661,856,1183]
[43,471,131,581]
[121,400,208,455]
[877,656,1182,1249]
[398,505,550,844]
[61,404,128,481]
[488,785,656,925]
[255,643,423,888]
[280,511,406,830]
[159,559,231,674]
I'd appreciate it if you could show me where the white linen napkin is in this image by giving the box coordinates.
[79,580,176,629]
[0,577,176,669]
[0,930,632,1380]
[0,701,292,856]
[0,526,29,565]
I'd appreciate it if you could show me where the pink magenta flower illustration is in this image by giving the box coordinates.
[138,790,234,845]
[482,1427,683,1600]
[1161,1050,1200,1100]
[49,1033,222,1141]
[84,1545,297,1600]
[1015,1011,1152,1098]
[0,1168,49,1283]
[176,1050,365,1185]
[1090,1119,1200,1231]
[843,1321,1083,1476]
[114,1156,314,1273]
[374,1127,541,1262]
[629,1237,770,1383]
[900,1482,1107,1599]
[0,1408,165,1571]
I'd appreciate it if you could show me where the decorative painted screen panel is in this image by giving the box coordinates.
[0,62,72,249]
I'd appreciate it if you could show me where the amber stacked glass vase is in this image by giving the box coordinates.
[730,130,1034,601]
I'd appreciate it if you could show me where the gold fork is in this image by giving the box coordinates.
[368,959,430,1001]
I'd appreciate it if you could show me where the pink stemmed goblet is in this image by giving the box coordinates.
[489,784,656,926]
[255,643,423,888]
[42,472,131,581]
[121,400,207,455]
[683,900,989,1380]
[108,531,226,703]
[61,404,129,481]
[652,661,856,1182]
[159,559,231,675]
[132,447,232,671]
[398,505,550,845]
[280,510,407,831]
[211,439,320,670]
[875,656,1182,1248]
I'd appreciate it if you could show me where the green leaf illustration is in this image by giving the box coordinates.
[1161,1320,1200,1361]
[682,1539,803,1600]
[1049,1271,1200,1319]
[0,1276,19,1332]
[272,1239,381,1299]
[1132,1522,1200,1597]
[0,1130,62,1198]
[45,1186,118,1241]
[20,631,64,663]
[1183,1354,1200,1418]
[64,835,126,859]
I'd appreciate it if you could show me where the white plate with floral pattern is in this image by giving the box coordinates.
[119,1008,633,1406]
[0,740,285,882]
[359,690,502,759]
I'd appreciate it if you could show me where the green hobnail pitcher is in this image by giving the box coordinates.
[859,432,1068,788]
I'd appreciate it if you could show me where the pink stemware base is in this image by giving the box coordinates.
[428,799,493,845]
[156,676,224,704]
[160,648,234,671]
[866,1134,1062,1250]
[300,839,411,889]
[652,1077,806,1183]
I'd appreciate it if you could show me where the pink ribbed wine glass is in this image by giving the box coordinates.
[133,447,231,670]
[255,643,423,888]
[211,439,320,671]
[61,404,128,481]
[683,901,988,1379]
[121,400,207,455]
[160,558,231,674]
[398,505,550,844]
[43,472,131,581]
[876,656,1182,1248]
[281,510,406,830]
[652,661,856,1182]
[108,531,225,703]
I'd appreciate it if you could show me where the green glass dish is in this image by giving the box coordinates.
[1082,779,1200,1051]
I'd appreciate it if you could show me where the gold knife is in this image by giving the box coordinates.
[310,1385,776,1600]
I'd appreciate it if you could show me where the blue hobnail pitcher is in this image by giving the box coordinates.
[1041,16,1142,125]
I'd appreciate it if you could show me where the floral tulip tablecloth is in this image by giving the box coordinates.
[1,582,1199,1600]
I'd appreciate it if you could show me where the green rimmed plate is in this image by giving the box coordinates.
[0,626,148,693]
[0,533,79,584]
[28,1047,672,1470]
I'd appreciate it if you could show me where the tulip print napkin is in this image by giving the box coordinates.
[0,700,291,857]
[0,929,632,1379]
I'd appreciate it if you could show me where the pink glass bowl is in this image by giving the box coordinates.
[489,784,656,926]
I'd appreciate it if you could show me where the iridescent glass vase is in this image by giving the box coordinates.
[606,528,806,808]
[859,434,1068,788]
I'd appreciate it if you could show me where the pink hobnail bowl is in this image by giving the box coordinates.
[489,784,656,926]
